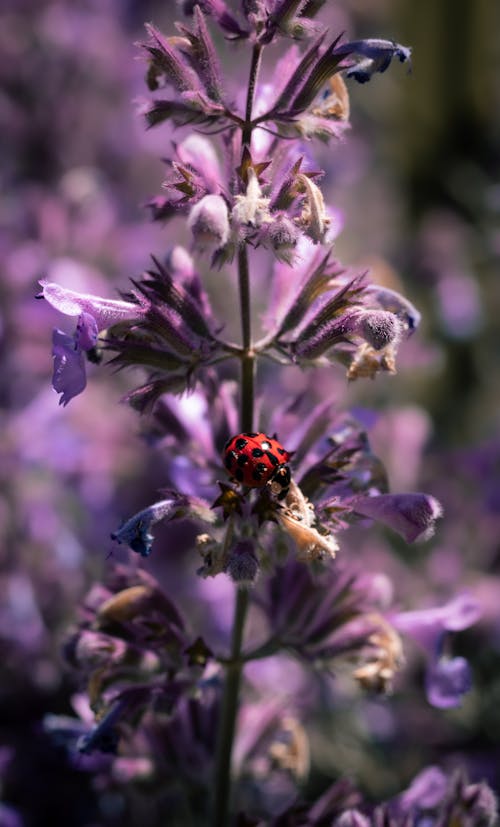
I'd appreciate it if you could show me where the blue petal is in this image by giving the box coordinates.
[426,656,472,708]
[338,38,412,84]
[51,329,87,406]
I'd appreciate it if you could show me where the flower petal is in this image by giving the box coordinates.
[40,280,143,330]
[425,656,472,708]
[399,766,448,811]
[75,312,99,351]
[392,593,481,650]
[352,492,443,543]
[52,329,87,406]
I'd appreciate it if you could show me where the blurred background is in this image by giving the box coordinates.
[1,0,499,824]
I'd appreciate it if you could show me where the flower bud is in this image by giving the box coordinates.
[177,134,221,191]
[357,310,400,351]
[334,810,370,827]
[224,540,259,587]
[231,168,271,229]
[188,194,229,251]
[165,245,195,279]
[267,215,299,264]
[296,173,329,243]
[399,766,447,811]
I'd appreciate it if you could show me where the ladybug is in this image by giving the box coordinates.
[223,432,291,500]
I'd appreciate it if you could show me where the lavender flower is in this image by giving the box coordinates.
[111,492,215,557]
[28,3,496,825]
[352,492,443,542]
[392,593,481,707]
[425,656,472,708]
[51,328,88,406]
[39,279,145,404]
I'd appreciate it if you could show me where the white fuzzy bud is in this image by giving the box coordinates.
[188,194,229,251]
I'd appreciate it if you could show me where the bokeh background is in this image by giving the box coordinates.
[1,1,499,824]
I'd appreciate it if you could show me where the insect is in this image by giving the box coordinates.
[223,432,291,500]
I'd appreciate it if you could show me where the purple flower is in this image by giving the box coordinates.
[51,329,87,407]
[352,492,443,542]
[393,594,481,708]
[398,765,448,811]
[333,810,370,827]
[111,492,215,557]
[39,279,145,404]
[425,656,472,709]
[39,279,144,330]
[338,39,412,84]
[111,497,185,558]
[392,593,482,649]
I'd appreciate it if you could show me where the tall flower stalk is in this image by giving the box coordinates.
[38,4,496,826]
[213,44,262,825]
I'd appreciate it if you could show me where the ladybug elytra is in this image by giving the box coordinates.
[223,432,291,500]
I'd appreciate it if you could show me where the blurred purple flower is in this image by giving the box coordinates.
[333,810,370,827]
[0,802,24,827]
[392,593,482,649]
[425,656,472,709]
[393,594,481,708]
[352,492,443,542]
[398,765,448,811]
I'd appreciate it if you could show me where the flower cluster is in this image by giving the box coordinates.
[32,2,497,826]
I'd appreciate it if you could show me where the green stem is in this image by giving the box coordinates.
[212,587,250,826]
[242,44,263,148]
[211,44,264,827]
[238,245,255,433]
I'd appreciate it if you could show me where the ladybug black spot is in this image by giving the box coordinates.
[237,454,249,466]
[235,469,245,482]
[251,448,264,458]
[266,451,279,466]
[277,448,287,456]
[242,432,258,437]
[224,453,236,470]
[235,437,248,450]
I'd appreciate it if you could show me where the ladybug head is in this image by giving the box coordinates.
[269,464,291,501]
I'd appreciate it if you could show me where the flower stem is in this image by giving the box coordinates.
[238,244,254,433]
[242,44,262,148]
[211,44,263,827]
[212,587,249,827]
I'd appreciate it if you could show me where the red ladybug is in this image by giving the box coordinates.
[223,432,291,500]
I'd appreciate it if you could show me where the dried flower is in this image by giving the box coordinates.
[275,479,338,561]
